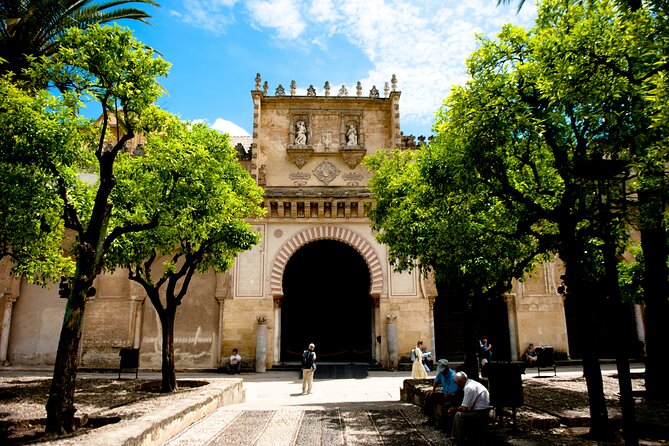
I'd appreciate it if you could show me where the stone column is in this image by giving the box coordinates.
[634,304,646,355]
[255,316,268,372]
[216,295,226,367]
[503,293,519,361]
[0,294,17,365]
[428,297,436,360]
[370,298,379,363]
[129,294,145,349]
[386,314,398,371]
[273,297,282,365]
[215,271,232,367]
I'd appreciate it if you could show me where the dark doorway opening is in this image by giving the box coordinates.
[281,240,371,363]
[434,293,510,362]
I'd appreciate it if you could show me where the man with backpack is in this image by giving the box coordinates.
[302,343,316,395]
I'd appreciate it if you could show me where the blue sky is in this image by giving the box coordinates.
[119,0,537,138]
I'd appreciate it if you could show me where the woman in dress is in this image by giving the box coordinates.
[411,340,429,379]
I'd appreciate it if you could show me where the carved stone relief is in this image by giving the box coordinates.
[312,160,340,185]
[342,171,363,186]
[322,132,332,150]
[289,171,311,186]
[286,150,313,169]
[340,148,366,169]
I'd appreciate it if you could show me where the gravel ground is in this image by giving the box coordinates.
[0,371,667,445]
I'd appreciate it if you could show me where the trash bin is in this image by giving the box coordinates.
[118,348,139,379]
[487,362,525,408]
[487,361,525,427]
[536,346,556,377]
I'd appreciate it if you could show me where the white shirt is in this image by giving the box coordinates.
[461,379,490,411]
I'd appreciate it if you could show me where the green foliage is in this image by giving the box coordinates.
[106,112,265,307]
[618,244,646,304]
[30,24,170,120]
[0,76,88,283]
[0,0,157,79]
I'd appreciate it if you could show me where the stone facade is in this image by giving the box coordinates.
[0,75,593,371]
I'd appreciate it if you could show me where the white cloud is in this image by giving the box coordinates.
[170,0,239,34]
[192,118,250,135]
[211,118,251,135]
[245,0,306,40]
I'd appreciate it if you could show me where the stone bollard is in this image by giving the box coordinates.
[255,316,267,373]
[386,314,398,371]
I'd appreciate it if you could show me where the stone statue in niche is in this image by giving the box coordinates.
[295,121,307,145]
[346,124,357,146]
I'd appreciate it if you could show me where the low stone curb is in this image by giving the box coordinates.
[48,378,245,446]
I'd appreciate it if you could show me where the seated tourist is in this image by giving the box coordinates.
[422,359,462,430]
[226,348,242,374]
[448,371,492,445]
[523,343,538,365]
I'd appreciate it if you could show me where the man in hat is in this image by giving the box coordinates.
[422,359,461,428]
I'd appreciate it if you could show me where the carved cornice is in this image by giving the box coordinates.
[263,186,370,198]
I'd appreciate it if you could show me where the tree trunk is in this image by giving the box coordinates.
[160,308,178,393]
[602,215,638,445]
[45,264,94,433]
[463,294,479,378]
[639,190,669,401]
[559,212,611,439]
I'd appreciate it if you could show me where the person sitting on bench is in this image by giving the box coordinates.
[448,372,491,445]
[523,343,538,365]
[423,359,462,430]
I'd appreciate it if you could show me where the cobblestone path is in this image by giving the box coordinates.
[163,407,453,446]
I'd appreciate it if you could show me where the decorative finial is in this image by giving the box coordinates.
[391,74,397,92]
[384,82,389,97]
[324,81,331,97]
[356,81,362,97]
[263,81,268,95]
[275,84,285,96]
[290,80,296,96]
[369,85,379,98]
[255,73,261,91]
[338,84,348,97]
[307,84,316,96]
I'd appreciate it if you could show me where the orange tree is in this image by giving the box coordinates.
[105,112,264,392]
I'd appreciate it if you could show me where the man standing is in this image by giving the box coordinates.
[422,359,461,429]
[302,343,316,395]
[448,371,492,445]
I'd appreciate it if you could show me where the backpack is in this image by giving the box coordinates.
[410,348,416,362]
[302,350,314,369]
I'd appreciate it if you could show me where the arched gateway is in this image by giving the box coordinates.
[270,226,383,298]
[270,227,383,364]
